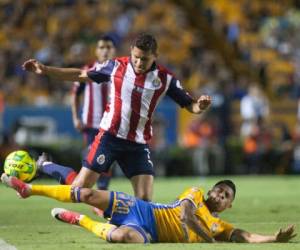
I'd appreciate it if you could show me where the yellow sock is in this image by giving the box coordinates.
[31,185,73,202]
[79,215,116,241]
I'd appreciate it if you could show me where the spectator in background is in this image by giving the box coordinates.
[148,115,168,176]
[240,84,271,173]
[183,113,225,176]
[240,84,270,138]
[71,36,117,190]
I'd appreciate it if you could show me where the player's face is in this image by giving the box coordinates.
[206,184,234,213]
[130,46,157,74]
[95,40,116,62]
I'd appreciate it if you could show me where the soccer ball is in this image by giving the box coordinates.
[3,150,37,182]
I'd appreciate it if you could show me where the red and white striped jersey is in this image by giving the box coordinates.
[73,61,109,129]
[87,57,193,144]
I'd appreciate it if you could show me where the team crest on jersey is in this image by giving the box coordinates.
[97,154,105,165]
[152,77,162,88]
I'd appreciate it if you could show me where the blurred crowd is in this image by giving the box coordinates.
[0,0,199,105]
[179,0,300,175]
[1,0,300,175]
[203,0,300,97]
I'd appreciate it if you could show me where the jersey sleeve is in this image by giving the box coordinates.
[87,59,115,83]
[72,82,85,96]
[177,187,204,208]
[214,220,235,242]
[166,77,194,108]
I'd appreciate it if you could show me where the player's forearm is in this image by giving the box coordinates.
[180,200,215,242]
[231,229,276,243]
[183,216,214,242]
[44,66,85,82]
[188,222,215,242]
[246,234,276,243]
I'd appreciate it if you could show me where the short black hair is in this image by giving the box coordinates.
[214,180,236,198]
[132,33,157,54]
[98,34,116,47]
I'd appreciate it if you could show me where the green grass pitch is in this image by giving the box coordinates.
[0,176,299,250]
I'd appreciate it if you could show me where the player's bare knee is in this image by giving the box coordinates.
[123,230,144,243]
[110,229,143,243]
[79,188,94,202]
[110,230,126,243]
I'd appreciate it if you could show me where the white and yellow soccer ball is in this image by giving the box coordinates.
[3,150,37,182]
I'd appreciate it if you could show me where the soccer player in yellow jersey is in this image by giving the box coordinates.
[1,174,296,243]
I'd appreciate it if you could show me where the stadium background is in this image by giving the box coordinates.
[1,0,300,176]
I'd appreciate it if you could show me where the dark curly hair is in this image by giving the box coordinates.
[132,33,157,54]
[214,180,236,198]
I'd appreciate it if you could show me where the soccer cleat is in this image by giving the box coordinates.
[1,173,31,198]
[36,152,51,172]
[51,208,81,225]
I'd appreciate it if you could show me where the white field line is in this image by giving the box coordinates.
[0,239,18,250]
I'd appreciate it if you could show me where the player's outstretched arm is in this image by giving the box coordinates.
[185,95,211,114]
[22,59,89,82]
[180,199,215,243]
[230,225,296,243]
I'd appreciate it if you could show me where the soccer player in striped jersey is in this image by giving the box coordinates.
[22,33,212,201]
[71,44,113,190]
[2,175,296,244]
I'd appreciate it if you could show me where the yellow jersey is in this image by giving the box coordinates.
[152,187,234,243]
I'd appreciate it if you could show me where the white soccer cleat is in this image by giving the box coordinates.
[51,208,82,225]
[36,152,51,172]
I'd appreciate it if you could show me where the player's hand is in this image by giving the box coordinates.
[73,118,84,131]
[22,59,46,74]
[275,224,296,242]
[197,95,211,112]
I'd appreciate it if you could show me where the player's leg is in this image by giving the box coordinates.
[118,144,154,201]
[110,226,147,243]
[71,167,100,188]
[94,171,112,216]
[72,130,116,188]
[96,170,112,190]
[51,208,145,243]
[82,128,110,190]
[1,173,111,208]
[37,153,77,184]
[130,175,153,201]
[37,129,99,186]
[2,173,143,242]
